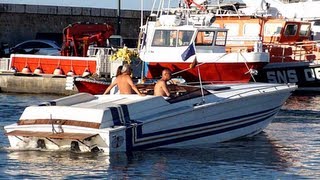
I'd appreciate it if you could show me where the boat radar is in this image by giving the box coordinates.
[188,13,216,26]
[159,15,182,26]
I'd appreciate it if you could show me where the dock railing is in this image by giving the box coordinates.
[89,47,141,78]
[0,58,10,71]
[263,40,320,63]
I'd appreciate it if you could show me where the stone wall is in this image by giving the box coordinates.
[0,75,77,95]
[0,3,149,47]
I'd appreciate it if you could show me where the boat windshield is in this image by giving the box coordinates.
[299,24,311,36]
[284,24,298,36]
[195,30,227,46]
[264,23,282,37]
[151,29,194,47]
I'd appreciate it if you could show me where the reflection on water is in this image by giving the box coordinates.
[0,133,309,179]
[282,94,320,111]
[3,151,112,179]
[270,94,320,178]
[0,94,320,178]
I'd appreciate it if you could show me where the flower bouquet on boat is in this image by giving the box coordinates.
[4,82,296,154]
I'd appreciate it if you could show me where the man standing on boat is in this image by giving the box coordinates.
[103,64,144,96]
[154,69,172,97]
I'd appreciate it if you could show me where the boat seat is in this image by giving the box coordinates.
[167,87,211,103]
[203,86,231,91]
[6,130,98,141]
[38,93,97,106]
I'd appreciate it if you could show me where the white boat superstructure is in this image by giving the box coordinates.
[4,83,296,154]
[137,0,269,82]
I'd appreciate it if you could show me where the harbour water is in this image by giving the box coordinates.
[0,93,320,179]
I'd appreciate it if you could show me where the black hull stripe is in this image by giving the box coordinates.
[131,113,276,151]
[138,106,280,139]
[110,104,131,126]
[124,106,280,151]
[110,107,121,126]
[120,104,131,124]
[135,108,278,144]
[121,104,280,151]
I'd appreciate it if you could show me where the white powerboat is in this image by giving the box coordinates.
[4,82,296,154]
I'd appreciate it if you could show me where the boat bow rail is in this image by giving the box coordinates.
[205,83,297,100]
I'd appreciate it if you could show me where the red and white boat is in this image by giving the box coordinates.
[137,0,269,83]
[73,77,110,95]
[208,1,320,91]
[8,22,116,77]
[73,0,270,95]
[73,0,320,94]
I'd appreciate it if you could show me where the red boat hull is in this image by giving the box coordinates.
[75,62,267,95]
[74,78,109,95]
[10,54,97,76]
[145,62,267,82]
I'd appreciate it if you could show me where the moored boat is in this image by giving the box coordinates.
[73,77,110,95]
[208,1,320,91]
[8,22,116,77]
[138,0,269,83]
[4,82,296,154]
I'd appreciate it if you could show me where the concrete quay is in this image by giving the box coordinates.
[0,74,77,95]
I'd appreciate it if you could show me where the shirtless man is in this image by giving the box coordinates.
[154,69,172,97]
[103,64,144,96]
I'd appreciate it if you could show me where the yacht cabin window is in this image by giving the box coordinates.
[152,30,194,47]
[223,23,239,36]
[284,24,298,36]
[299,24,310,36]
[264,23,282,36]
[195,30,227,46]
[243,24,260,36]
[215,31,227,46]
[195,31,215,46]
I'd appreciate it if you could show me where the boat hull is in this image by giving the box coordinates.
[5,125,126,154]
[4,83,296,153]
[128,89,290,150]
[74,78,109,95]
[145,62,266,82]
[256,62,320,91]
[10,54,97,76]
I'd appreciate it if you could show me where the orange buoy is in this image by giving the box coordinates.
[33,67,43,74]
[53,67,63,75]
[21,66,31,74]
[10,66,17,73]
[67,70,75,76]
[82,68,91,77]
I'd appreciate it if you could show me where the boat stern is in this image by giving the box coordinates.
[4,124,128,154]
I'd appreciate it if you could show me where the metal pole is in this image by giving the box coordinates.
[117,0,121,35]
[141,0,143,27]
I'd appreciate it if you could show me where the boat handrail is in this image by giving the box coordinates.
[158,83,295,106]
[0,57,10,71]
[263,41,320,61]
[212,84,295,102]
[156,1,273,21]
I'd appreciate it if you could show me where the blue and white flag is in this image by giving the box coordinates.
[181,43,195,61]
